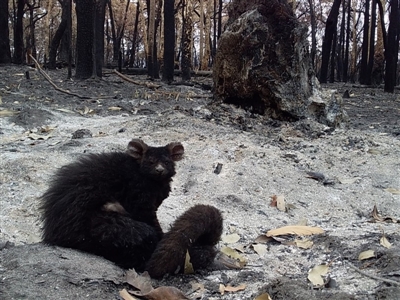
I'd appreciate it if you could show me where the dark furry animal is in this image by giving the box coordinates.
[40,139,223,278]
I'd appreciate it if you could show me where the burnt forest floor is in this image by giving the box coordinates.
[1,65,400,300]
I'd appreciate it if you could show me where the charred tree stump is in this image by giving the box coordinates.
[213,0,346,127]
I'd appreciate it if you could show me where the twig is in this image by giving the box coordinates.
[29,54,92,99]
[113,70,161,90]
[348,263,400,286]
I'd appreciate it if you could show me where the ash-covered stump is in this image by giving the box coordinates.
[213,0,346,127]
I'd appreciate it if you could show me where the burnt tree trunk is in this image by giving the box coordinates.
[48,0,69,69]
[181,0,193,81]
[384,0,399,93]
[319,0,341,83]
[213,0,346,127]
[162,0,174,83]
[0,0,11,63]
[359,0,370,84]
[366,0,377,85]
[75,0,94,79]
[343,0,351,82]
[307,0,317,70]
[13,0,25,64]
[128,0,140,68]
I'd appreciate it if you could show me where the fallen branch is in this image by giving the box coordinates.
[29,55,91,100]
[113,70,161,90]
[348,263,400,286]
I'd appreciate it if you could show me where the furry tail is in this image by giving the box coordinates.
[146,204,223,278]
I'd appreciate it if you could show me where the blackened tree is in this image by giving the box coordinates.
[0,0,11,63]
[13,0,25,64]
[48,0,70,69]
[162,0,175,83]
[319,0,341,83]
[359,0,370,84]
[384,0,399,92]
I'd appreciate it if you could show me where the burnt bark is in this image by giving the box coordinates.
[13,0,25,64]
[343,0,351,82]
[366,0,377,85]
[359,0,370,84]
[48,0,69,69]
[162,0,175,83]
[75,0,94,79]
[214,0,346,127]
[181,0,193,81]
[0,0,11,63]
[319,0,341,83]
[128,0,140,68]
[384,0,399,93]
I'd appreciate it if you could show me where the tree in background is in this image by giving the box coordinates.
[13,0,25,64]
[319,0,341,83]
[0,0,11,63]
[384,0,399,92]
[162,0,174,83]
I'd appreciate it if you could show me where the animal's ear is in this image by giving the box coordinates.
[127,139,148,159]
[168,142,184,161]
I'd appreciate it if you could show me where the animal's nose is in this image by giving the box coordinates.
[155,164,165,174]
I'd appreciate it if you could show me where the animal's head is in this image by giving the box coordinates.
[127,139,184,179]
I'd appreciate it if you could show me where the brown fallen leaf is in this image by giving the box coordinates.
[220,246,247,267]
[266,225,324,237]
[254,235,273,244]
[219,284,246,295]
[270,195,278,207]
[144,286,189,300]
[125,269,153,295]
[254,293,272,300]
[371,205,398,223]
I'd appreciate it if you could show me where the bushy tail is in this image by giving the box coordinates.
[146,204,223,278]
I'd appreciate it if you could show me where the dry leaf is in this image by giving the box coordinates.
[0,109,19,117]
[145,286,189,300]
[308,264,329,287]
[384,188,400,195]
[27,133,51,140]
[222,233,240,244]
[266,225,324,237]
[108,106,122,111]
[254,235,272,244]
[380,236,392,249]
[56,108,75,114]
[125,269,153,295]
[119,289,139,300]
[254,292,273,300]
[252,244,267,256]
[270,195,278,207]
[358,250,375,260]
[276,195,286,212]
[295,238,314,249]
[184,250,194,274]
[371,205,398,223]
[219,284,246,295]
[220,246,247,267]
[338,177,361,184]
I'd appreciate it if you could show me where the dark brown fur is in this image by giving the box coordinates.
[40,139,223,278]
